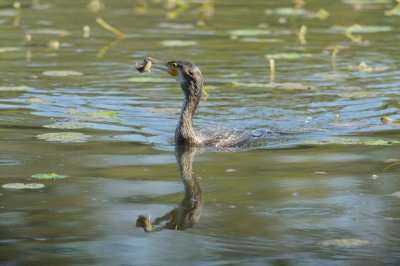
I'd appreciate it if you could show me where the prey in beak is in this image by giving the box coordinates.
[135,57,179,77]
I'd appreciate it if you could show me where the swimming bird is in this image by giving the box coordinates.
[137,58,265,147]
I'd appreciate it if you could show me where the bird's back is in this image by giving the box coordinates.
[198,125,265,148]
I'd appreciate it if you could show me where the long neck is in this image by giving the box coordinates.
[175,81,202,145]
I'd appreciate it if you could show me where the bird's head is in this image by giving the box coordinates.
[154,60,203,99]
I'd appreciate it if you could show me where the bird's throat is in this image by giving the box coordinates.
[175,96,200,145]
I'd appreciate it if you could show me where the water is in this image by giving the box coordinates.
[1,0,400,265]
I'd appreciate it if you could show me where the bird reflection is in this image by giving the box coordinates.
[136,145,203,232]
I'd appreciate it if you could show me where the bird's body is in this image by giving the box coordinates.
[137,58,263,148]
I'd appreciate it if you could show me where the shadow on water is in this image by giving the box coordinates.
[136,145,203,232]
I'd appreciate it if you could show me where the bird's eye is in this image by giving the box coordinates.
[171,62,177,68]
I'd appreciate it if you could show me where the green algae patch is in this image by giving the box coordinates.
[81,111,120,120]
[31,173,69,180]
[44,122,91,129]
[36,132,91,143]
[2,183,45,190]
[66,110,121,121]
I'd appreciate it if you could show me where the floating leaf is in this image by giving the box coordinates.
[343,0,392,4]
[274,8,307,16]
[31,173,69,180]
[227,29,271,37]
[390,191,400,198]
[319,238,370,248]
[0,47,21,53]
[2,183,45,189]
[43,122,91,129]
[0,9,18,17]
[36,132,91,143]
[0,86,29,92]
[265,53,312,60]
[331,25,392,33]
[160,40,198,47]
[42,70,83,77]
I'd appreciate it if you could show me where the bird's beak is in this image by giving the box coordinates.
[153,61,179,77]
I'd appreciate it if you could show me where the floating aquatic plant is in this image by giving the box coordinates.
[160,40,198,47]
[0,47,21,53]
[36,132,91,143]
[88,0,105,13]
[332,24,392,33]
[319,238,370,248]
[265,53,312,60]
[31,173,69,180]
[81,111,120,120]
[0,86,28,91]
[2,183,45,189]
[390,191,400,198]
[343,0,393,4]
[385,0,400,16]
[298,25,307,45]
[43,122,91,129]
[227,29,271,37]
[96,17,125,39]
[273,8,307,16]
[42,70,83,77]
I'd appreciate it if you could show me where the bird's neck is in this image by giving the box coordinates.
[175,81,202,145]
